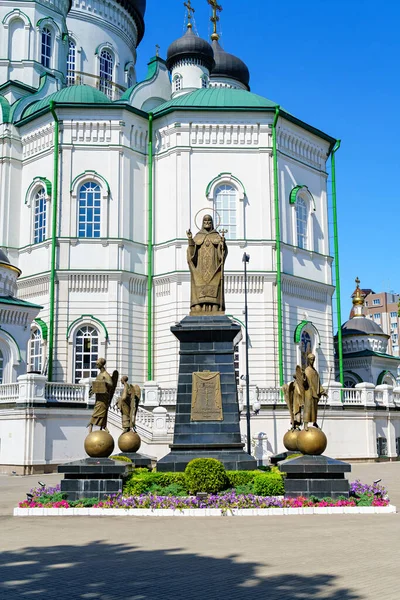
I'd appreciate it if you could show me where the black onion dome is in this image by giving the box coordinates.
[166,28,215,72]
[211,39,250,90]
[116,0,146,44]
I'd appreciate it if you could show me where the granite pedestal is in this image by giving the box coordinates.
[278,455,351,499]
[157,315,256,472]
[58,458,132,501]
[115,452,154,469]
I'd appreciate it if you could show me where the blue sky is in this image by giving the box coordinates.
[136,0,400,324]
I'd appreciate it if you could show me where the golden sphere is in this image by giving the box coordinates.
[283,429,300,452]
[297,427,327,456]
[84,430,115,458]
[118,431,141,453]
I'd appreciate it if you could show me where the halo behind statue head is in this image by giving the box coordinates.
[194,207,221,231]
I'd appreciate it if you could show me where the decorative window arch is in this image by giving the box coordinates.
[98,48,114,98]
[67,315,108,383]
[289,185,315,250]
[33,187,47,243]
[125,61,135,88]
[377,370,396,386]
[67,38,76,85]
[0,328,21,383]
[28,328,43,373]
[343,371,362,388]
[173,73,182,92]
[206,173,246,240]
[296,197,308,249]
[36,17,62,71]
[294,320,321,370]
[70,171,110,238]
[40,27,52,68]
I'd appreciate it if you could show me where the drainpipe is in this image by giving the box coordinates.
[330,140,344,386]
[48,101,59,382]
[272,107,284,388]
[147,113,154,381]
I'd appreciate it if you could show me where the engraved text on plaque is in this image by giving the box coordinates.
[191,371,223,421]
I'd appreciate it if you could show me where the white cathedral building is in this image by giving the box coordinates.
[0,0,338,392]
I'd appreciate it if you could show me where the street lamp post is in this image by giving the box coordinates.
[242,252,251,455]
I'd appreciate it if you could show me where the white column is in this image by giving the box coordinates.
[355,382,376,408]
[143,381,160,407]
[17,374,47,405]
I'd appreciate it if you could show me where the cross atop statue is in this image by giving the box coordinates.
[207,0,223,41]
[184,0,195,29]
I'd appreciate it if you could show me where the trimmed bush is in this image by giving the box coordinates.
[185,458,228,494]
[110,455,132,463]
[123,472,186,495]
[253,472,284,496]
[226,471,255,488]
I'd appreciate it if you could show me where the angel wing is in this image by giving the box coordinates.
[110,370,119,403]
[282,381,295,425]
[133,384,141,401]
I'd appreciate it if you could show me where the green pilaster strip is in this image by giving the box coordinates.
[147,113,154,380]
[272,107,284,388]
[331,140,344,387]
[48,101,59,381]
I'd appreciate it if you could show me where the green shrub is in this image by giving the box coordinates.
[123,472,186,495]
[233,483,255,494]
[148,483,187,497]
[226,471,255,488]
[253,472,284,496]
[110,455,132,463]
[185,458,228,494]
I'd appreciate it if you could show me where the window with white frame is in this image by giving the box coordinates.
[174,74,182,92]
[300,330,312,370]
[99,49,113,98]
[392,323,398,330]
[34,187,47,243]
[373,313,381,320]
[296,197,308,249]
[214,184,237,239]
[41,27,52,68]
[373,299,380,305]
[0,349,3,383]
[78,182,101,238]
[344,377,357,389]
[29,329,42,373]
[391,311,397,318]
[74,326,99,383]
[67,39,76,85]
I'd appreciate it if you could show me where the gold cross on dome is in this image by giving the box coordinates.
[207,0,223,40]
[184,0,195,28]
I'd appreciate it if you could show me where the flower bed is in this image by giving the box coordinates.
[16,481,393,515]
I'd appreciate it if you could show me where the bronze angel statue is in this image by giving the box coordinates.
[87,358,118,433]
[116,376,141,432]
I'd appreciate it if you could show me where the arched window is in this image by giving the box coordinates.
[300,330,312,370]
[41,27,52,68]
[99,49,113,98]
[78,182,101,238]
[174,74,182,92]
[67,39,76,85]
[344,378,356,389]
[34,187,47,243]
[127,67,135,88]
[0,349,3,384]
[29,329,42,373]
[296,197,308,249]
[214,184,237,239]
[74,326,99,382]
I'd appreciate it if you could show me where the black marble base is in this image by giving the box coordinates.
[157,316,256,472]
[58,458,131,501]
[278,455,351,499]
[115,452,153,469]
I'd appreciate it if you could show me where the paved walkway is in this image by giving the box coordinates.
[1,463,399,600]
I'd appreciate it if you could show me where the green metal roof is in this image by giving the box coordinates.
[119,56,165,102]
[339,349,400,362]
[23,85,112,118]
[0,296,43,309]
[153,87,280,115]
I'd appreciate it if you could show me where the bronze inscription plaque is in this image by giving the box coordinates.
[191,371,223,421]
